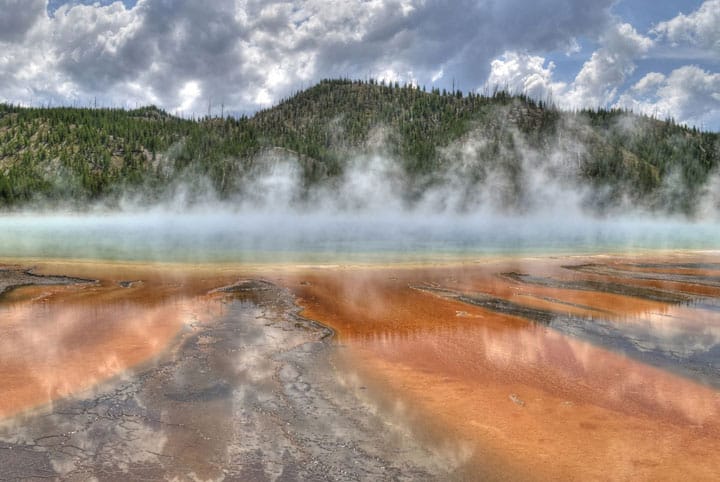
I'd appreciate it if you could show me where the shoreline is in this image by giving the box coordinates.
[4,246,720,274]
[0,266,97,298]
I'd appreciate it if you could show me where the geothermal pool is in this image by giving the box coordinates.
[2,211,720,262]
[287,255,720,479]
[0,215,719,479]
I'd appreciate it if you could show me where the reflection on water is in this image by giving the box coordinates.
[2,254,720,479]
[419,283,720,388]
[0,272,451,480]
[287,255,720,479]
[550,304,720,385]
[0,288,194,419]
[353,318,720,427]
[0,263,232,420]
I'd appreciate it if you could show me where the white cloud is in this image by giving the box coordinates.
[563,22,653,107]
[430,68,444,83]
[631,72,666,94]
[487,50,720,129]
[485,22,653,109]
[483,16,720,130]
[652,0,720,51]
[0,0,615,113]
[485,52,566,101]
[177,80,202,113]
[2,0,716,130]
[615,66,720,128]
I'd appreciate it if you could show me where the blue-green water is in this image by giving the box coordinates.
[0,212,719,263]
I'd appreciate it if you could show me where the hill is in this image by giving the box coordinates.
[0,79,718,214]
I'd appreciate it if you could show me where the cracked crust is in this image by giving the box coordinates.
[0,279,451,481]
[0,267,96,298]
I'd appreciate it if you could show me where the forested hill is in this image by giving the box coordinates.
[0,78,718,214]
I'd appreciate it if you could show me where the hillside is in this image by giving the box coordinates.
[0,79,718,214]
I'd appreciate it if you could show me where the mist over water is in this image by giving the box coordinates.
[1,208,719,264]
[2,140,719,263]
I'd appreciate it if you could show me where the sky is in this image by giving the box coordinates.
[0,0,718,129]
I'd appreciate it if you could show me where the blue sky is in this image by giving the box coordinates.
[548,0,708,77]
[613,0,703,31]
[1,0,718,129]
[546,0,717,96]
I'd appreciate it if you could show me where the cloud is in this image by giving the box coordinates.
[52,2,143,90]
[615,66,720,128]
[485,51,566,101]
[0,0,615,113]
[651,0,720,51]
[630,72,666,94]
[483,13,720,130]
[485,22,653,110]
[562,22,653,107]
[0,0,45,43]
[2,0,715,130]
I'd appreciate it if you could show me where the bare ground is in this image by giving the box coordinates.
[0,279,455,481]
[0,267,95,297]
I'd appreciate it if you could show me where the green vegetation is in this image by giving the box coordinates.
[0,79,717,213]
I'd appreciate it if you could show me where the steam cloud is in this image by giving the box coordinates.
[1,115,719,263]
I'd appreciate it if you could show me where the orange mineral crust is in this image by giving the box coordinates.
[281,254,720,480]
[2,254,720,479]
[0,262,235,419]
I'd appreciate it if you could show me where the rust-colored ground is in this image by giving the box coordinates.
[279,253,720,480]
[0,261,239,419]
[2,254,720,480]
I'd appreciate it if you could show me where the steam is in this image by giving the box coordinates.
[1,113,719,263]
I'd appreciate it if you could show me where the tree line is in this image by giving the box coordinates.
[0,78,717,214]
